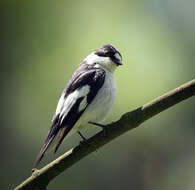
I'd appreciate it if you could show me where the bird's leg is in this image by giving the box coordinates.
[77,131,99,152]
[78,131,88,146]
[88,121,108,136]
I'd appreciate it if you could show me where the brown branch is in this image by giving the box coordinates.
[14,79,195,190]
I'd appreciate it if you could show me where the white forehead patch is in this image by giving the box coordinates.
[114,52,122,61]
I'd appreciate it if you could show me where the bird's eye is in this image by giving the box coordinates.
[114,52,122,61]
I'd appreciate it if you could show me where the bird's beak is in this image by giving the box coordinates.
[111,57,122,66]
[115,60,122,66]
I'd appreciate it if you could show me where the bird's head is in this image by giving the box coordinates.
[85,44,122,73]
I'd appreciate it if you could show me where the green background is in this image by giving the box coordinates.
[1,0,195,189]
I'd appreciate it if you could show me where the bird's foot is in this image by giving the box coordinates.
[78,131,88,146]
[88,121,108,136]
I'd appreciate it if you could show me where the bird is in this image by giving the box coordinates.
[34,44,122,167]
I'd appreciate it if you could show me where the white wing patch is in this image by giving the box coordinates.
[79,96,88,112]
[55,85,90,124]
[56,93,65,115]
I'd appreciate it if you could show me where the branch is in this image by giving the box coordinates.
[14,79,195,190]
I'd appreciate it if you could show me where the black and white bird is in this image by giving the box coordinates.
[34,44,122,166]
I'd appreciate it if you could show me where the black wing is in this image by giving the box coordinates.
[34,63,105,166]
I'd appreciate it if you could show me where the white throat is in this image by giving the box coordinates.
[84,52,117,73]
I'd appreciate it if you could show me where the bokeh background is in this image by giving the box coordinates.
[1,0,195,189]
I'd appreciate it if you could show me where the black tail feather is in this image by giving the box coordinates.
[34,135,56,167]
[34,114,61,167]
[54,127,67,153]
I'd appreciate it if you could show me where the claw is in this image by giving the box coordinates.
[88,122,108,136]
[78,131,88,146]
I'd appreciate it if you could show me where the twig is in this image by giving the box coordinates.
[14,79,195,190]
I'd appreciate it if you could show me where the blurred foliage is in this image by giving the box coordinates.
[1,0,195,189]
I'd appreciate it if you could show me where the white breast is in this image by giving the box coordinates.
[79,70,116,129]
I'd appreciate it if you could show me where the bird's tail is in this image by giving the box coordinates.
[34,135,56,167]
[34,113,75,167]
[34,115,61,167]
